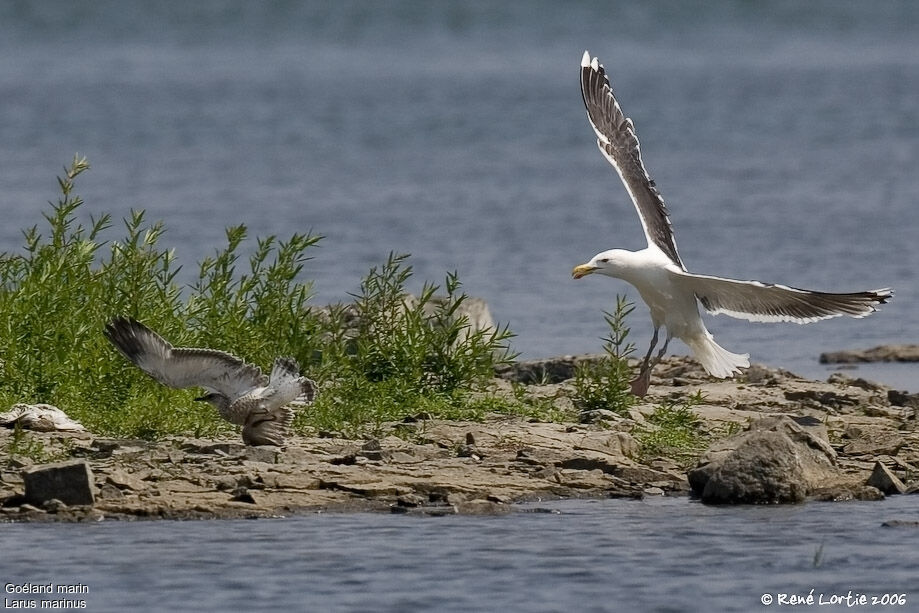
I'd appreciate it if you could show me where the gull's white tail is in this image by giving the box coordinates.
[684,331,749,378]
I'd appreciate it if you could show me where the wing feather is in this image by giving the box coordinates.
[580,51,684,269]
[104,317,266,398]
[674,273,892,323]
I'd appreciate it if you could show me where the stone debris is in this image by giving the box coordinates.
[0,355,917,520]
[22,460,95,507]
[688,416,840,504]
[866,461,907,495]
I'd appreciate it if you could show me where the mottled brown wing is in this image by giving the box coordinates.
[104,317,267,398]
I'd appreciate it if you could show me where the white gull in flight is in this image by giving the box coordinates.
[571,51,892,396]
[104,317,316,446]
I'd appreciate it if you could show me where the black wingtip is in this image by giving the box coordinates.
[103,316,161,363]
[104,316,141,361]
[271,356,318,403]
[299,377,318,403]
[272,356,301,377]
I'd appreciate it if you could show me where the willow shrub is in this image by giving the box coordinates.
[570,295,636,418]
[0,156,516,439]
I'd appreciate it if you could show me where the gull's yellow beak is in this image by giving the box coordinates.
[572,263,597,279]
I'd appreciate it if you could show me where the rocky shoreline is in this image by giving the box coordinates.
[1,355,917,522]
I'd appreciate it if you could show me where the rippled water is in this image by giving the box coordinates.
[1,496,917,613]
[0,1,916,389]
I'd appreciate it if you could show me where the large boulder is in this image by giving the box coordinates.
[22,460,95,506]
[688,416,839,504]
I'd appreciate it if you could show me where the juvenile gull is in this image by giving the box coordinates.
[104,317,316,446]
[572,51,891,396]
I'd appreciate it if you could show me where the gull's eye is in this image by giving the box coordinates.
[599,258,609,263]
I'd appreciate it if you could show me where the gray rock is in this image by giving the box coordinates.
[888,390,919,410]
[106,469,147,492]
[826,373,887,392]
[783,389,858,410]
[42,498,67,513]
[688,416,839,504]
[230,487,257,504]
[811,485,885,502]
[244,446,280,464]
[22,460,95,506]
[866,462,906,495]
[579,409,620,424]
[495,354,605,384]
[97,483,125,501]
[6,456,33,469]
[181,441,247,456]
[819,344,919,364]
[692,432,808,503]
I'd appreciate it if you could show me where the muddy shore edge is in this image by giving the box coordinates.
[2,355,917,523]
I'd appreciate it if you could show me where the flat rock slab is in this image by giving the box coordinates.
[2,356,918,521]
[22,460,95,506]
[819,344,919,364]
[866,461,907,495]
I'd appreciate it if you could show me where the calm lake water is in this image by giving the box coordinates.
[0,3,917,609]
[1,496,918,613]
[0,0,916,388]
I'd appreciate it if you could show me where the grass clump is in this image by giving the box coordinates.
[3,425,69,467]
[635,391,708,467]
[0,156,517,440]
[570,295,636,418]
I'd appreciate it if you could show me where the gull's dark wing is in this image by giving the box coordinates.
[580,51,684,269]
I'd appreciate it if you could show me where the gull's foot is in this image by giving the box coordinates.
[629,369,651,398]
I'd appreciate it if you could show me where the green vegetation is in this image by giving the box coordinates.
[0,156,520,439]
[3,424,69,467]
[296,253,517,436]
[570,295,636,418]
[634,391,708,467]
[4,156,726,454]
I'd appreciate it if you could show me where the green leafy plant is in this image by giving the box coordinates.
[635,391,707,467]
[0,157,521,441]
[296,253,516,437]
[570,295,636,418]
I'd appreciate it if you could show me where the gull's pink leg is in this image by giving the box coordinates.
[630,367,651,397]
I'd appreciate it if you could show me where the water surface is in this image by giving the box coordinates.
[2,496,917,612]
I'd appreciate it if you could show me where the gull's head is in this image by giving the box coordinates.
[572,249,628,279]
[195,391,230,412]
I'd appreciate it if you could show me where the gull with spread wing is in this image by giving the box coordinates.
[572,51,891,396]
[104,317,316,446]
